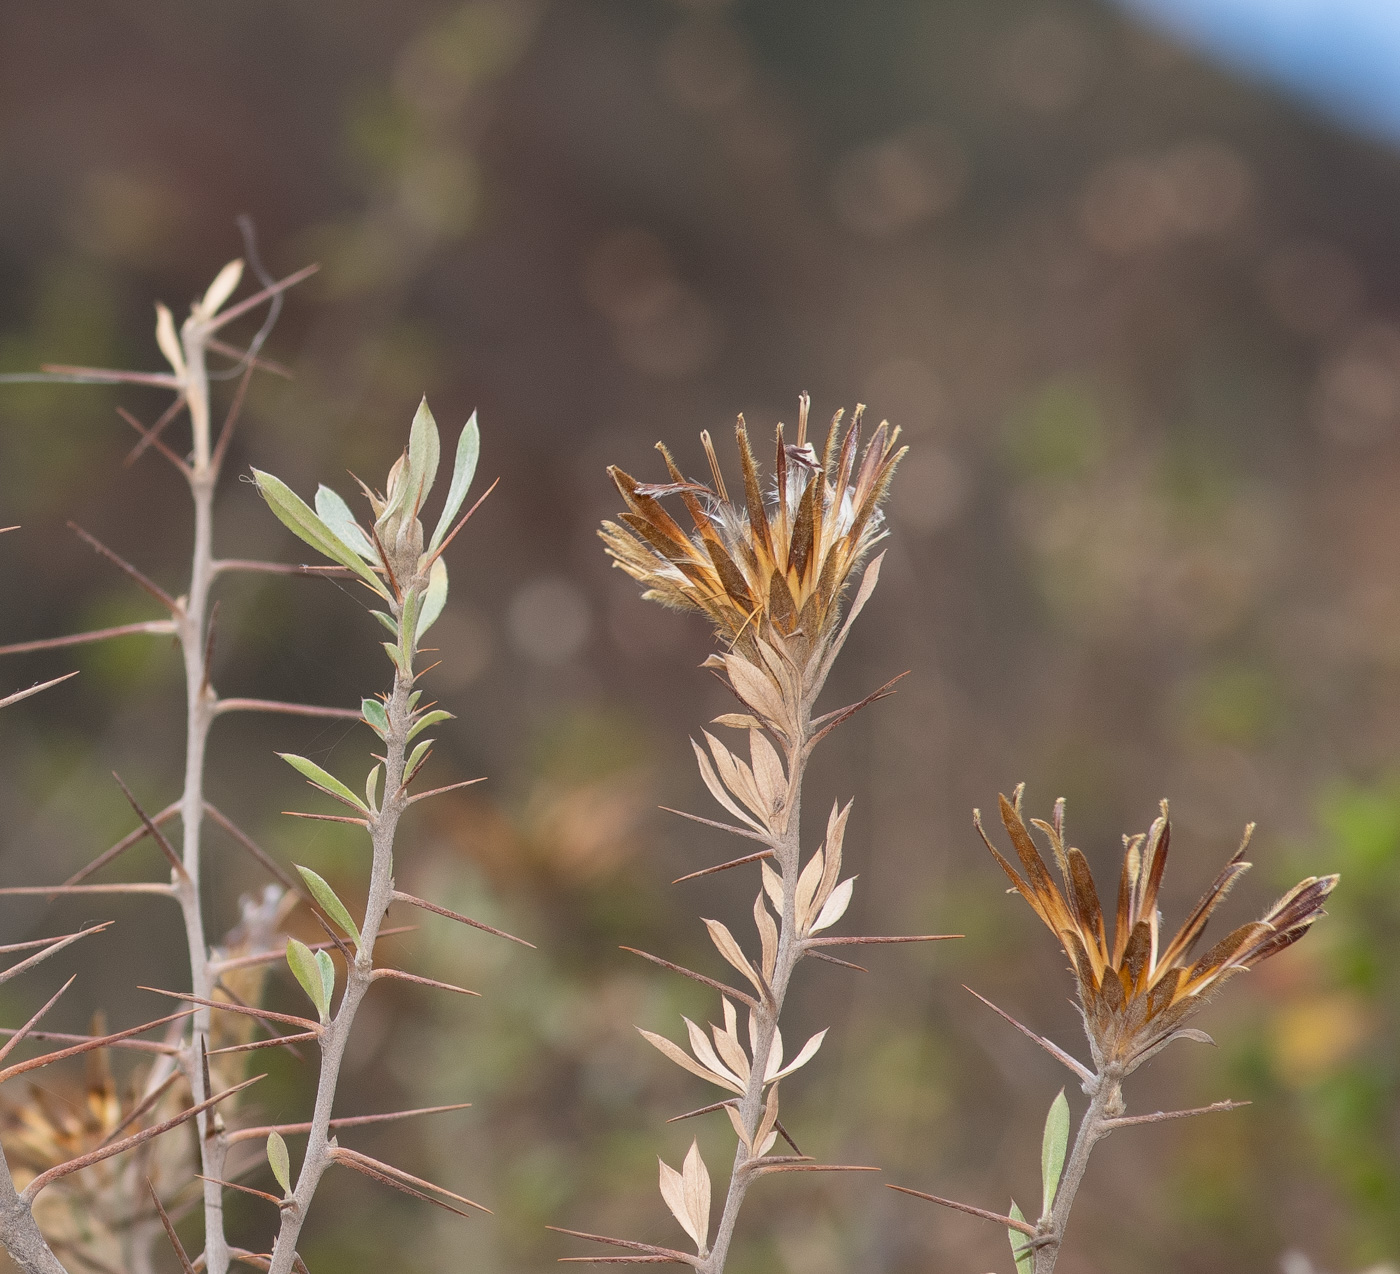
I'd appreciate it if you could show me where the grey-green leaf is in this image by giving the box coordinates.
[278,753,369,813]
[251,470,389,599]
[286,938,330,1020]
[316,948,336,1011]
[315,485,376,560]
[405,737,433,780]
[296,865,362,950]
[365,763,382,813]
[1041,1088,1070,1218]
[1009,1201,1033,1274]
[267,1130,291,1195]
[415,557,448,642]
[361,698,389,738]
[406,397,441,517]
[429,410,479,552]
[407,709,454,742]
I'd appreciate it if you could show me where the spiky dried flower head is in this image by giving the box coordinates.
[976,786,1339,1075]
[601,394,905,664]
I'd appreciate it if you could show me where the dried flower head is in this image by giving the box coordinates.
[977,787,1339,1074]
[600,394,905,661]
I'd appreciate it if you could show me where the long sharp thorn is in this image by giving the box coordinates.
[665,1098,736,1124]
[138,988,319,1033]
[0,670,81,707]
[657,806,776,844]
[195,1174,283,1206]
[118,405,190,476]
[963,986,1095,1085]
[205,1031,316,1059]
[404,776,487,804]
[148,1180,197,1274]
[885,1185,1039,1235]
[0,921,114,986]
[64,802,180,887]
[0,623,174,658]
[806,949,867,972]
[212,358,256,473]
[422,477,500,567]
[331,1146,490,1215]
[112,772,188,881]
[673,849,775,883]
[1101,1099,1250,1130]
[99,1072,182,1147]
[204,803,300,893]
[212,697,362,720]
[205,263,319,334]
[0,975,75,1065]
[68,521,181,615]
[370,968,480,996]
[225,1102,472,1144]
[390,889,534,948]
[545,1227,696,1262]
[804,934,960,946]
[123,393,186,465]
[619,947,758,1009]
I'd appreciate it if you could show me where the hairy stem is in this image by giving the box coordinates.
[1032,1070,1122,1274]
[699,660,824,1274]
[265,618,416,1273]
[0,1146,66,1274]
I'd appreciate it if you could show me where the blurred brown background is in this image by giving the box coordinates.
[1,1,1398,1271]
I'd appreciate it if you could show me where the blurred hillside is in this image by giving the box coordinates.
[1,1,1398,1271]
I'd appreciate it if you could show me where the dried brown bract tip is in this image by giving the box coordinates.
[600,394,905,664]
[976,786,1339,1075]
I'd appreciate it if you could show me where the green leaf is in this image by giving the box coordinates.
[399,587,423,657]
[251,470,390,599]
[415,558,448,643]
[1009,1201,1033,1274]
[1041,1089,1070,1217]
[266,1130,291,1195]
[371,610,398,637]
[278,753,369,813]
[429,411,479,552]
[286,938,330,1020]
[295,865,362,950]
[316,949,336,1011]
[315,485,376,560]
[407,690,422,712]
[405,738,433,781]
[365,763,382,813]
[382,641,402,669]
[407,709,454,742]
[407,397,442,515]
[361,698,389,738]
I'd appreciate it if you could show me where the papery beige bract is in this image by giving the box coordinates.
[976,787,1339,1073]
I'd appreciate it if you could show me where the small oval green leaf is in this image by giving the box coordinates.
[316,949,336,1012]
[415,558,448,643]
[267,1129,291,1195]
[1009,1200,1033,1274]
[407,709,454,742]
[295,865,362,951]
[315,485,376,560]
[430,411,479,552]
[286,938,330,1020]
[278,753,368,813]
[361,698,389,739]
[1041,1088,1070,1217]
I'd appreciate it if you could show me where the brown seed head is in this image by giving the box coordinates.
[976,786,1339,1073]
[600,395,905,664]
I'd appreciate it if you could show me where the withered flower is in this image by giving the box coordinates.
[600,394,904,664]
[977,787,1339,1075]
